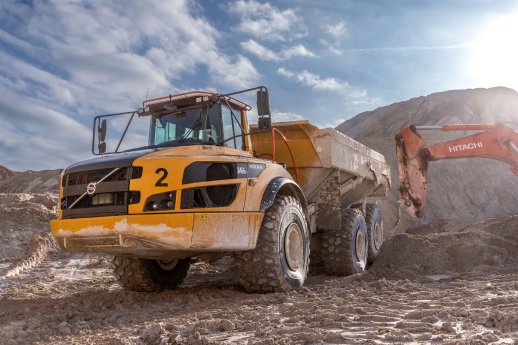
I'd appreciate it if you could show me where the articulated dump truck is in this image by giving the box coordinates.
[50,87,390,292]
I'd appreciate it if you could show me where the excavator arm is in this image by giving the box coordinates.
[396,123,518,217]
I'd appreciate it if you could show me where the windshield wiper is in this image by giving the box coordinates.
[178,118,201,143]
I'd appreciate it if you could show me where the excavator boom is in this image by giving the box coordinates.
[396,123,518,217]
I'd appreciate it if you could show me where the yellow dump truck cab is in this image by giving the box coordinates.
[51,88,311,292]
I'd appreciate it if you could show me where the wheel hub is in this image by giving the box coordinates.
[373,222,383,250]
[157,259,179,271]
[284,223,303,271]
[355,230,366,262]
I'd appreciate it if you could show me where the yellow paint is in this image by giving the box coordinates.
[250,121,322,189]
[191,212,263,250]
[51,211,263,252]
[51,213,194,249]
[129,146,251,215]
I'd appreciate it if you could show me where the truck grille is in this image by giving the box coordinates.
[61,167,141,219]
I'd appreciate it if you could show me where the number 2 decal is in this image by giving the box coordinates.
[155,168,169,187]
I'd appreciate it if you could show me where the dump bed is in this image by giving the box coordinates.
[250,120,390,206]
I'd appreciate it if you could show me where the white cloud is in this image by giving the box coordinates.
[282,45,316,59]
[241,40,315,61]
[277,67,350,92]
[327,21,348,41]
[271,110,304,122]
[230,0,306,42]
[0,0,260,170]
[276,67,371,109]
[241,40,281,61]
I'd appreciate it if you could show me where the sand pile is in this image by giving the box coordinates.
[371,216,518,279]
[0,193,58,263]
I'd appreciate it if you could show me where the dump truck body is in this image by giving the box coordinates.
[251,121,390,231]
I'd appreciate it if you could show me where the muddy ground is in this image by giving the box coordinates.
[1,193,518,344]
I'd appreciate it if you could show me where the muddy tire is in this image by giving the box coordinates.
[364,204,384,264]
[238,196,310,292]
[322,208,368,275]
[112,256,190,292]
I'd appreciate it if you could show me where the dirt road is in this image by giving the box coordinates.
[1,193,518,344]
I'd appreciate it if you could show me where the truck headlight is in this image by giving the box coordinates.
[144,191,176,211]
[91,193,114,206]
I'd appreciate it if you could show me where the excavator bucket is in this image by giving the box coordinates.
[395,126,429,218]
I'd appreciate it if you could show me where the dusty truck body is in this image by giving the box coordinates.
[50,88,390,292]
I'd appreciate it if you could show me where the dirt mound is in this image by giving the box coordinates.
[337,87,518,234]
[370,216,518,279]
[0,169,62,193]
[0,193,58,264]
[0,165,15,181]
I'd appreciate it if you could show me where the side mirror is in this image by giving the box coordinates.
[98,141,106,154]
[257,90,271,129]
[99,119,107,141]
[98,119,107,154]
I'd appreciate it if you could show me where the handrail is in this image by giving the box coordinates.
[271,127,300,183]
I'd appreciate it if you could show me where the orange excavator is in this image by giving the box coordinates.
[396,123,518,217]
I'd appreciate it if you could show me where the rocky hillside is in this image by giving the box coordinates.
[0,169,62,193]
[337,87,518,232]
[0,166,15,181]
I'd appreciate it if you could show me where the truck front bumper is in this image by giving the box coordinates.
[50,212,263,258]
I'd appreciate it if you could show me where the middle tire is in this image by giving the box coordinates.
[322,208,368,275]
[238,195,310,292]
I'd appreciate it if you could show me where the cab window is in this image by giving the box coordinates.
[222,105,244,150]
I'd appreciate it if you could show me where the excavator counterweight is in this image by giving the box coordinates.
[396,122,518,217]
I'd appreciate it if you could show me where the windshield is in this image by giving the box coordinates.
[151,104,222,147]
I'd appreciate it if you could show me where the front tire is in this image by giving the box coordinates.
[238,195,310,292]
[112,256,190,292]
[322,208,368,275]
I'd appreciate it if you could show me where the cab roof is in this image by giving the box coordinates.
[141,91,251,112]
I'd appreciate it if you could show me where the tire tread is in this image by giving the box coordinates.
[238,196,308,292]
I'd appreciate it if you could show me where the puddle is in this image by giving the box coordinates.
[0,262,12,269]
[426,272,459,281]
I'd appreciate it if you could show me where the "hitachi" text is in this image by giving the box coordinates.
[448,142,483,152]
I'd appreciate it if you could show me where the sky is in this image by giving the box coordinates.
[1,0,518,171]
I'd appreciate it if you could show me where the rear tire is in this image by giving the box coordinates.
[364,204,384,264]
[238,195,310,292]
[112,256,190,292]
[322,208,368,275]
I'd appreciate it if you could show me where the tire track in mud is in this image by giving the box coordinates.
[2,235,54,278]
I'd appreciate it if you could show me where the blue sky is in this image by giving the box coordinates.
[1,0,518,171]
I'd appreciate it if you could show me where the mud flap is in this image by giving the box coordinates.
[316,172,341,230]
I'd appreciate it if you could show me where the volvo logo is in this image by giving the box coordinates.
[68,167,120,209]
[86,183,96,195]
